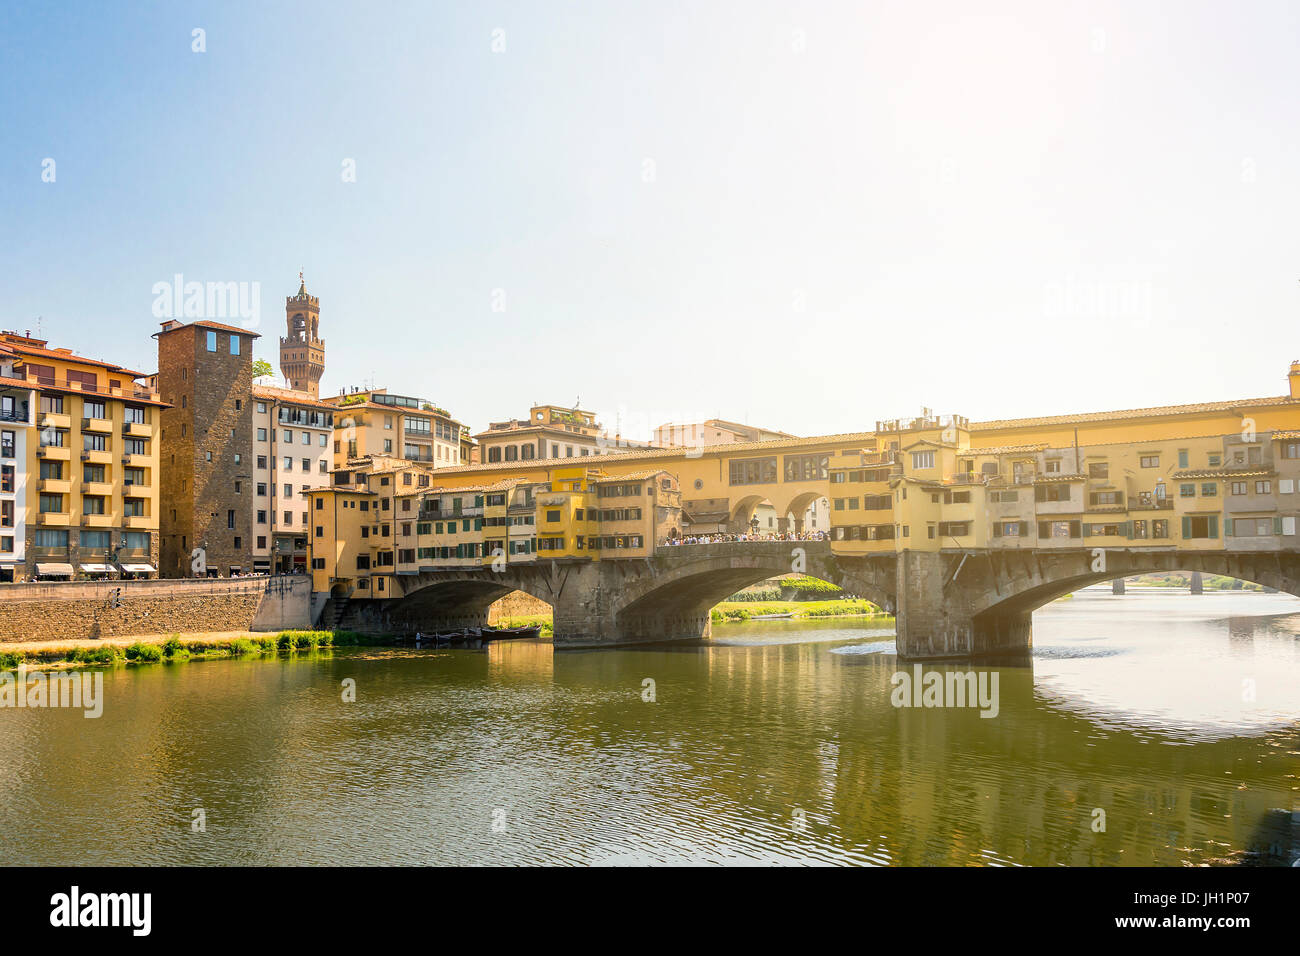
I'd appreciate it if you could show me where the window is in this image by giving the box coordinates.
[123,532,150,550]
[230,334,240,355]
[1200,482,1217,496]
[227,510,235,529]
[0,464,11,492]
[783,454,829,482]
[83,433,106,451]
[0,431,13,457]
[1034,484,1074,502]
[1139,455,1159,469]
[1088,462,1109,478]
[1256,480,1272,494]
[206,330,217,352]
[257,428,267,442]
[1037,520,1082,539]
[911,450,935,470]
[82,495,105,515]
[728,457,778,486]
[1182,515,1218,539]
[1177,449,1188,468]
[84,399,105,419]
[124,405,145,424]
[123,498,145,517]
[124,438,146,456]
[1153,519,1169,539]
[1231,481,1247,495]
[39,493,64,513]
[1179,483,1196,498]
[81,530,110,549]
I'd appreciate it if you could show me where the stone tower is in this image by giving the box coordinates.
[280,273,325,397]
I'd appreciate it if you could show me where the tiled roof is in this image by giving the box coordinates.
[1272,430,1300,440]
[972,395,1300,431]
[957,443,1048,457]
[2,340,147,378]
[251,385,337,410]
[155,319,260,338]
[1172,468,1273,479]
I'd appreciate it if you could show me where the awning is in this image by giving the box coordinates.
[119,563,156,573]
[35,563,74,577]
[79,563,115,573]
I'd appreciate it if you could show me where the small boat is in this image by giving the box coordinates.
[749,613,795,620]
[480,625,542,641]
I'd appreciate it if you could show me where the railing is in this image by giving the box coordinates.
[20,374,159,401]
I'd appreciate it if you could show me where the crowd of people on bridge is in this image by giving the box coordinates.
[661,530,829,546]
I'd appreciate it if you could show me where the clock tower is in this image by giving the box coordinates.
[280,273,325,397]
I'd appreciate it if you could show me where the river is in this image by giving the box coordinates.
[2,589,1298,865]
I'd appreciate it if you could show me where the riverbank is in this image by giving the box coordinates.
[711,599,890,623]
[0,629,388,671]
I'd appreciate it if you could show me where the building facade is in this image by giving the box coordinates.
[251,385,335,574]
[324,388,465,469]
[156,319,258,577]
[0,331,163,581]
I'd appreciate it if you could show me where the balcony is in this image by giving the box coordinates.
[81,417,112,434]
[122,481,151,495]
[37,445,71,461]
[37,511,71,526]
[123,514,153,529]
[39,412,71,430]
[81,449,112,465]
[82,480,114,496]
[124,421,153,438]
[121,453,151,468]
[83,513,114,528]
[37,478,71,494]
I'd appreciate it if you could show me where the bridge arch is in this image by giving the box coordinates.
[608,541,897,645]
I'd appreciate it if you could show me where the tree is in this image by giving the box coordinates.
[252,359,274,379]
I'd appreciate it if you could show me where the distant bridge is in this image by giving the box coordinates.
[329,541,1300,659]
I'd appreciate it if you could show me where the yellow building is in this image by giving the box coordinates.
[307,457,681,600]
[0,331,164,581]
[324,388,466,469]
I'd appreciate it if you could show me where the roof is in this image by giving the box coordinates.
[1272,430,1300,440]
[957,443,1048,457]
[1172,468,1273,479]
[592,470,672,482]
[972,395,1300,431]
[154,319,260,338]
[252,384,337,411]
[0,338,148,378]
[426,430,884,477]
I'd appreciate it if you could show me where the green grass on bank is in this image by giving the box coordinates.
[0,630,382,672]
[710,599,890,624]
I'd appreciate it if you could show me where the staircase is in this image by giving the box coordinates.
[323,597,350,631]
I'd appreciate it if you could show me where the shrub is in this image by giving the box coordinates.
[126,642,163,662]
[162,637,184,658]
[0,650,24,670]
[228,638,257,656]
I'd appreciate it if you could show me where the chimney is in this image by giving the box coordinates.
[1290,360,1300,399]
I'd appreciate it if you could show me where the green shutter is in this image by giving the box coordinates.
[1274,516,1284,535]
[1082,523,1092,537]
[1208,515,1218,539]
[1121,520,1132,539]
[1019,521,1029,537]
[1224,518,1234,536]
[1182,516,1192,539]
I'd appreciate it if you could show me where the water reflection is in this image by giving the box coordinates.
[0,593,1296,866]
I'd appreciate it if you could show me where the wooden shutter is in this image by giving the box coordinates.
[1182,516,1192,539]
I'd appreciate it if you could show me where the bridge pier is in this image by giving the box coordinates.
[894,551,1032,662]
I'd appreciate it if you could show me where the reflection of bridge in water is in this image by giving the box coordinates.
[340,539,1300,660]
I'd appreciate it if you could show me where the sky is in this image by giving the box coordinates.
[2,0,1299,441]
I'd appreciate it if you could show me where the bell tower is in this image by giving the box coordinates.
[280,272,325,397]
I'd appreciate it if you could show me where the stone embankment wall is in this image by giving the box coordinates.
[0,577,311,643]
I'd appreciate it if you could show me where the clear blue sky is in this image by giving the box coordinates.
[2,0,1299,439]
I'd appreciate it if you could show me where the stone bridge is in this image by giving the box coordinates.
[338,542,1300,660]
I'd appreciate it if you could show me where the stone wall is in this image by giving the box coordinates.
[0,577,305,643]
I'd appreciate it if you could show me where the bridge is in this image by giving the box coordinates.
[329,540,1300,659]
